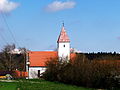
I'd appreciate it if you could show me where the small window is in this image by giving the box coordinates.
[63,45,65,47]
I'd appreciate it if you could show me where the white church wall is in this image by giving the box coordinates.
[29,67,46,79]
[58,42,70,60]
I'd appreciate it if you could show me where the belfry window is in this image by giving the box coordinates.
[63,45,65,47]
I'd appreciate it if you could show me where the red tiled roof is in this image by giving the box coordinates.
[57,26,70,43]
[70,53,77,60]
[29,51,58,67]
[28,51,76,67]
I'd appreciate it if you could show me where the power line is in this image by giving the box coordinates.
[0,33,9,45]
[0,14,9,45]
[0,31,8,49]
[1,12,19,47]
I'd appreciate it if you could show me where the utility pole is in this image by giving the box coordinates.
[9,53,12,71]
[26,52,30,79]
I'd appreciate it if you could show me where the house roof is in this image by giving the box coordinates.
[57,26,70,43]
[28,51,76,67]
[29,51,58,67]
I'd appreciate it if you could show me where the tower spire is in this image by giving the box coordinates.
[62,21,64,27]
[57,23,70,43]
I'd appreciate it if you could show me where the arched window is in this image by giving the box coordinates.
[63,45,65,47]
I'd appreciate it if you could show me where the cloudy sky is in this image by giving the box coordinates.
[0,0,120,52]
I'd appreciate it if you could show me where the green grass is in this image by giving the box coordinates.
[0,79,94,90]
[0,82,17,90]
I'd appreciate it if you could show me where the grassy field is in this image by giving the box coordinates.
[0,79,94,90]
[0,82,17,90]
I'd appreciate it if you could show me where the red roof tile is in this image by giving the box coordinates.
[70,53,76,60]
[29,51,76,67]
[29,51,58,67]
[57,26,70,43]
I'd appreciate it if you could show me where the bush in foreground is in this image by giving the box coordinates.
[43,56,120,89]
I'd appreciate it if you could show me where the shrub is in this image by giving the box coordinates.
[43,55,120,89]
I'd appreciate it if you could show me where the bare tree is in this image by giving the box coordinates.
[0,44,26,71]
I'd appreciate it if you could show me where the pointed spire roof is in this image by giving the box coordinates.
[57,24,70,43]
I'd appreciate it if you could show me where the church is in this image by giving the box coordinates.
[26,24,76,79]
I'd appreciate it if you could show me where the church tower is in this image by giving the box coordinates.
[57,24,70,61]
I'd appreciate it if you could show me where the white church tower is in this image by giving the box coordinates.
[57,24,70,61]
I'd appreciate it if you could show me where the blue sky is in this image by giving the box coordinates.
[0,0,120,52]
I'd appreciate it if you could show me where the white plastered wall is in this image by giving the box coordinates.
[58,42,70,60]
[29,67,46,79]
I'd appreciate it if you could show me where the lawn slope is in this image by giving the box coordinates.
[0,79,94,90]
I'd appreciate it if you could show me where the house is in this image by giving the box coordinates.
[26,24,76,79]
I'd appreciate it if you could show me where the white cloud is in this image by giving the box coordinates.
[0,0,19,13]
[45,1,76,12]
